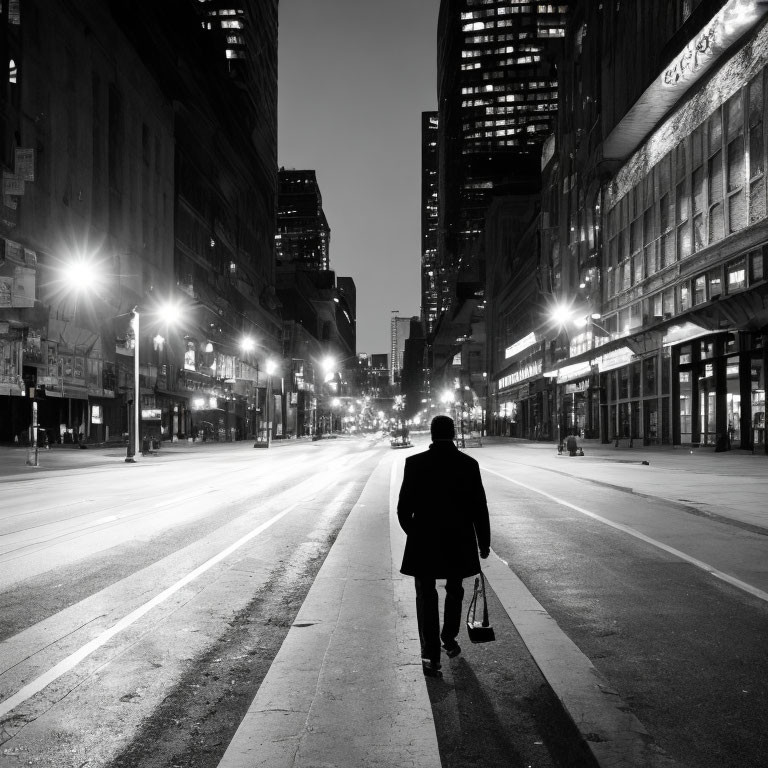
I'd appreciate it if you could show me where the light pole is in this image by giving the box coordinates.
[265,358,277,446]
[126,307,140,462]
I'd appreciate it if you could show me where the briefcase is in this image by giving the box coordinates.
[466,571,495,643]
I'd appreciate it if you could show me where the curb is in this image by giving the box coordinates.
[483,551,677,767]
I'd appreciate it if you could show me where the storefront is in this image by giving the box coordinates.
[672,330,766,450]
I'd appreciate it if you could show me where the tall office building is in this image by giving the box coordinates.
[436,0,568,296]
[276,169,330,272]
[390,315,417,385]
[421,112,440,334]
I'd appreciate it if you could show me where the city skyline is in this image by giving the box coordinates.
[277,0,441,354]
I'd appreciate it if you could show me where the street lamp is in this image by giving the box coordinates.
[125,300,185,463]
[265,358,277,446]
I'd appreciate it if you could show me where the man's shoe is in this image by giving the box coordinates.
[422,659,442,677]
[443,641,461,658]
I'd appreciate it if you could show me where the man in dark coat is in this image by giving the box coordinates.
[397,415,491,677]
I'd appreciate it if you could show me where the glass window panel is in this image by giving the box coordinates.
[679,283,690,310]
[725,92,743,142]
[676,179,689,222]
[662,289,674,315]
[663,231,676,267]
[631,218,642,254]
[677,222,692,260]
[751,250,764,281]
[675,140,687,181]
[660,193,671,232]
[749,71,763,129]
[659,154,670,194]
[693,213,705,251]
[694,275,706,304]
[693,167,705,213]
[749,176,765,224]
[634,254,644,284]
[749,124,764,178]
[709,110,722,154]
[709,201,724,242]
[727,137,744,192]
[709,268,722,298]
[692,126,703,167]
[646,244,657,276]
[729,190,747,232]
[727,257,746,291]
[644,207,654,245]
[709,150,723,202]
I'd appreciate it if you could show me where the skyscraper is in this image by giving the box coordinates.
[436,0,568,297]
[276,169,331,272]
[421,112,440,334]
[390,314,417,385]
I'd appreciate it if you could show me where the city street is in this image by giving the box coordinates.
[1,437,767,767]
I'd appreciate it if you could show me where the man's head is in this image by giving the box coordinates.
[431,415,455,441]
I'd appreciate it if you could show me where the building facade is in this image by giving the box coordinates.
[276,169,331,272]
[421,112,440,335]
[432,0,568,427]
[0,0,281,446]
[491,0,768,453]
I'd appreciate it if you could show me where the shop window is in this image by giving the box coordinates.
[619,367,629,399]
[727,257,746,292]
[725,333,738,353]
[644,357,656,394]
[708,268,722,298]
[679,371,692,440]
[694,274,706,305]
[679,345,692,365]
[662,350,671,395]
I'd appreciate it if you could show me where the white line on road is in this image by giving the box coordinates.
[482,465,768,605]
[0,502,300,719]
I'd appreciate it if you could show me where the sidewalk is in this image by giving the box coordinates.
[217,451,441,768]
[217,441,683,768]
[0,436,305,480]
[482,437,768,533]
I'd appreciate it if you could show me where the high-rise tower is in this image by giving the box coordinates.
[437,0,568,298]
[421,112,440,334]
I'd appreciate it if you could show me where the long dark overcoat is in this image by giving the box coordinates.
[397,441,491,578]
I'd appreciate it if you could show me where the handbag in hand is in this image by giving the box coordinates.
[466,571,495,643]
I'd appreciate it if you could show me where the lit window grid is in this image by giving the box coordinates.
[599,69,766,337]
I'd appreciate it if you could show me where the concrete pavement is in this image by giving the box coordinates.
[3,436,767,765]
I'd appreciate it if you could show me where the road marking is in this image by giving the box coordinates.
[0,502,300,719]
[482,465,768,605]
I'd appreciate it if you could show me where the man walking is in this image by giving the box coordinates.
[397,415,491,677]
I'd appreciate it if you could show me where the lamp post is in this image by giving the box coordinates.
[265,358,277,446]
[125,308,140,462]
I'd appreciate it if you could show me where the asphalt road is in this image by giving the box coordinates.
[1,436,767,767]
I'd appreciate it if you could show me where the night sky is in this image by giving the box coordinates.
[277,0,441,355]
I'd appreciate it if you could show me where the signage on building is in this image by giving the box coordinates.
[595,346,635,373]
[505,332,537,359]
[498,359,542,390]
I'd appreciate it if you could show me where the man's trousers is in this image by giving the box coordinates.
[414,576,464,663]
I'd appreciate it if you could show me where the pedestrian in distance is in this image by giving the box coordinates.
[397,414,491,678]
